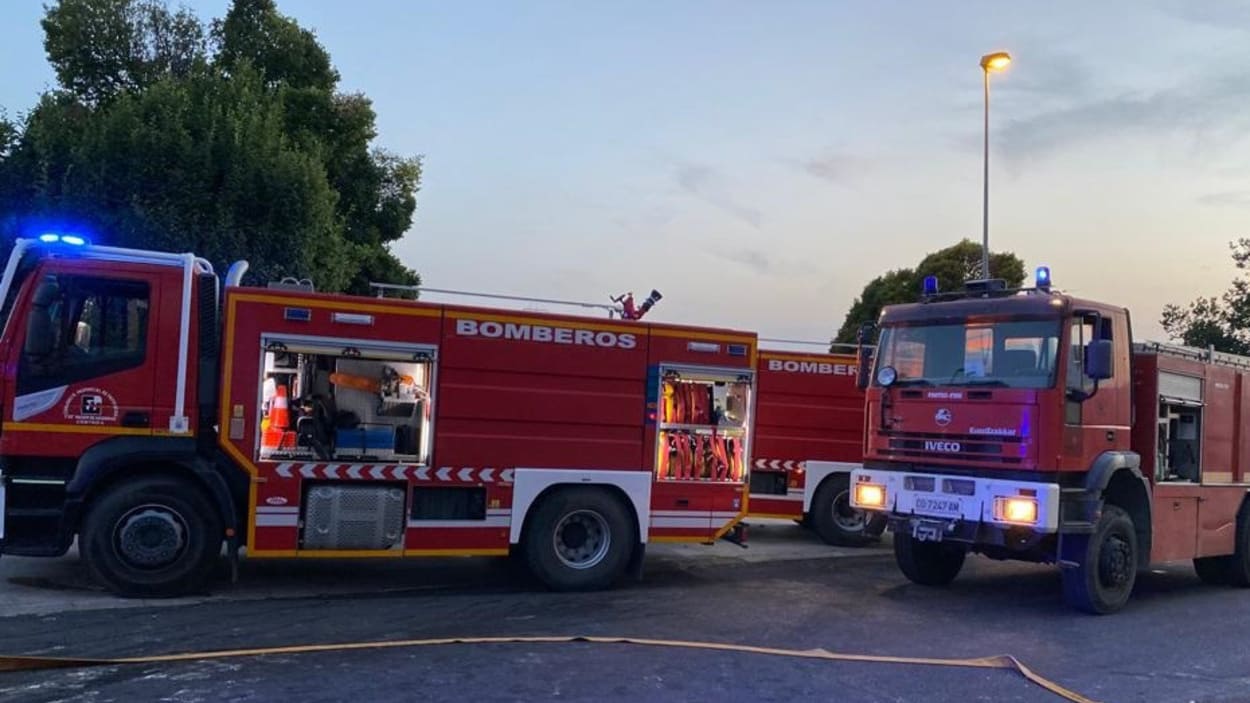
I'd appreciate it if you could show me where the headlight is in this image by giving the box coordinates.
[854,482,886,509]
[994,496,1038,524]
[876,366,898,387]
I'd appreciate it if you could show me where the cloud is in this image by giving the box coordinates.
[712,248,771,274]
[992,70,1250,164]
[1199,191,1250,209]
[674,162,762,228]
[787,151,863,184]
[996,51,1096,102]
[611,203,677,233]
[1159,0,1250,30]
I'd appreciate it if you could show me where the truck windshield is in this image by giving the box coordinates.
[875,318,1061,389]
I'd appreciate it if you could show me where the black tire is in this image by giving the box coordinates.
[80,475,223,598]
[1226,506,1250,587]
[1061,504,1137,614]
[865,512,888,538]
[523,487,635,591]
[1194,556,1232,585]
[893,532,966,586]
[809,474,880,547]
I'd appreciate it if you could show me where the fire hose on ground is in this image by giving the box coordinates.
[0,634,1098,702]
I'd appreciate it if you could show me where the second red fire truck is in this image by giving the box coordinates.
[749,347,883,545]
[852,269,1250,613]
[0,236,760,595]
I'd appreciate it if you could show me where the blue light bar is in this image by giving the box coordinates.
[36,233,88,246]
[1035,265,1051,289]
[922,275,939,296]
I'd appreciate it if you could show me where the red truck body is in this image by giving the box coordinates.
[851,275,1250,613]
[748,349,882,544]
[0,238,757,594]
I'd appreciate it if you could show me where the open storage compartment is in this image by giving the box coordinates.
[655,364,752,482]
[256,335,436,465]
[1155,370,1204,483]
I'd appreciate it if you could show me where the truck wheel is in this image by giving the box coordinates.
[1061,504,1136,614]
[80,475,223,598]
[523,488,635,591]
[893,532,965,586]
[1193,556,1232,585]
[1225,507,1250,587]
[810,474,880,547]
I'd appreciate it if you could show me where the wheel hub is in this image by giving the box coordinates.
[832,489,866,532]
[116,505,188,569]
[1098,534,1132,588]
[553,509,611,570]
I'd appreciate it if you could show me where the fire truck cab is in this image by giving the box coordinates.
[851,270,1250,613]
[0,237,757,596]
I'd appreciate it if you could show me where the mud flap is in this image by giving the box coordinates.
[628,542,646,581]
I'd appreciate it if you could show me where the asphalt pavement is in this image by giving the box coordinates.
[1,520,1247,702]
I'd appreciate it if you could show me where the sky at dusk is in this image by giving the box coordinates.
[4,1,1250,343]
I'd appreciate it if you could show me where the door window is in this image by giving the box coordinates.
[18,275,150,394]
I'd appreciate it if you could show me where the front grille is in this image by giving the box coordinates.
[879,431,1025,465]
[888,438,1004,455]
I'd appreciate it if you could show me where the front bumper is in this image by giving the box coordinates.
[849,467,1061,534]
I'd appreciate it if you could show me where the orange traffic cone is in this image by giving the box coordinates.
[261,384,291,452]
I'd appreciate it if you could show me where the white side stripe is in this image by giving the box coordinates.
[651,517,713,528]
[407,516,511,528]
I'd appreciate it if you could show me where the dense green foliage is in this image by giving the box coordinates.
[0,0,420,293]
[833,239,1026,345]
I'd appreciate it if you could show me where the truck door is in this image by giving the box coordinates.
[4,265,162,459]
[1063,312,1130,465]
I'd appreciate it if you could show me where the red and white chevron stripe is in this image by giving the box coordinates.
[272,463,514,483]
[752,459,806,471]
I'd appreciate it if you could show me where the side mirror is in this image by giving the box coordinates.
[1085,339,1114,381]
[855,322,876,390]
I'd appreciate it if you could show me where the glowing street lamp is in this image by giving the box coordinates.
[979,51,1011,279]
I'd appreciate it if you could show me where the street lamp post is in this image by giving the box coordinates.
[979,51,1011,279]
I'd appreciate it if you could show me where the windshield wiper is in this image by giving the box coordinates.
[950,378,1009,387]
[892,378,934,387]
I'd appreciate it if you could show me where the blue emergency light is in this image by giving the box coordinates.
[922,275,939,296]
[38,233,88,246]
[1035,265,1051,290]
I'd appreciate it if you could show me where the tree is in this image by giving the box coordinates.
[833,239,1026,345]
[1161,239,1250,355]
[42,0,207,105]
[1,0,420,293]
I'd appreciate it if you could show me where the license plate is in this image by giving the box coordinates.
[912,520,945,542]
[914,496,961,516]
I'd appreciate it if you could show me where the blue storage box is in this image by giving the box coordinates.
[335,425,396,457]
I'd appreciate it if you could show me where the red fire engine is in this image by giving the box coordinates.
[748,346,884,545]
[0,236,757,596]
[852,269,1250,613]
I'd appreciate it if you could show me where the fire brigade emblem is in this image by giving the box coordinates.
[63,388,119,425]
[934,408,952,427]
[80,394,102,416]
